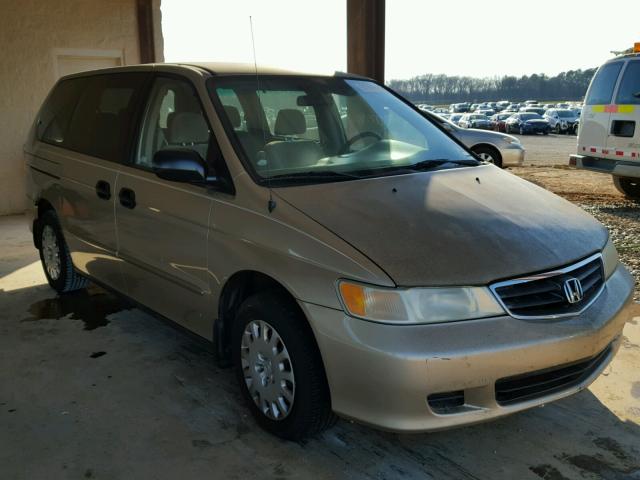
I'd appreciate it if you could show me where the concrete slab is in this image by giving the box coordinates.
[1,214,639,480]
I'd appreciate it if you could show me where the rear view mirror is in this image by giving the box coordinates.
[153,149,208,184]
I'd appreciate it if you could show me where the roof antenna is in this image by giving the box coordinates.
[249,15,276,213]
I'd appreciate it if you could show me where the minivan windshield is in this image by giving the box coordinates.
[208,76,476,185]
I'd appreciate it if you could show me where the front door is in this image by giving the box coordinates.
[115,76,214,337]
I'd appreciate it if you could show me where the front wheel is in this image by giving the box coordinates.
[472,145,503,168]
[38,210,89,293]
[613,176,640,200]
[232,291,335,440]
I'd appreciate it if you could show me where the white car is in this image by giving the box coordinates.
[544,108,579,134]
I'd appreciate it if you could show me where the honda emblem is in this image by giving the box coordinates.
[563,277,584,304]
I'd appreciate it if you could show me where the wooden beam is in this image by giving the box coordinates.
[136,0,156,63]
[347,0,385,83]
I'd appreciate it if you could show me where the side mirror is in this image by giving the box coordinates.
[153,149,208,184]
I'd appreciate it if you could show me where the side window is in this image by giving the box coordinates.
[615,61,640,105]
[66,73,147,162]
[585,62,623,105]
[37,78,86,145]
[136,77,212,169]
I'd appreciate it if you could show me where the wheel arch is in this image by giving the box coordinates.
[214,270,313,366]
[470,143,503,164]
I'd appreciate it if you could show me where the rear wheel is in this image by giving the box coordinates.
[232,291,335,440]
[38,210,88,294]
[472,145,503,168]
[613,176,640,200]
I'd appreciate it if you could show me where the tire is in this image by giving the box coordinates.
[232,291,335,440]
[472,145,503,168]
[612,176,640,200]
[555,123,562,134]
[38,210,89,294]
[519,126,525,135]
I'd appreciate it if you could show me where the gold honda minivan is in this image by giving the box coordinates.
[25,63,635,440]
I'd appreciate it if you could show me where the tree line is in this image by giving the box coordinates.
[386,68,597,104]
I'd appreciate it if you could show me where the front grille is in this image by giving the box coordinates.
[491,254,604,318]
[495,344,612,406]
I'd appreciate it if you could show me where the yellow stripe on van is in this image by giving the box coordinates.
[591,104,635,113]
[617,105,635,113]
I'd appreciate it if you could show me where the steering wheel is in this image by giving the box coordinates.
[343,131,382,153]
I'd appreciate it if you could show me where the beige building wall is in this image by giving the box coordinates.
[0,0,163,216]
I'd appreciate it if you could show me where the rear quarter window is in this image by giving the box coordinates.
[585,62,623,105]
[65,73,148,162]
[615,61,640,105]
[37,78,86,145]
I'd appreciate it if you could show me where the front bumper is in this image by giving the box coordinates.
[570,154,640,179]
[500,144,525,166]
[302,264,634,432]
[524,124,550,134]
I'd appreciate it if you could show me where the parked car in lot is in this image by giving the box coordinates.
[459,113,492,129]
[544,108,579,134]
[570,44,640,199]
[430,112,525,167]
[490,112,513,133]
[505,112,551,134]
[26,63,634,440]
[450,102,470,113]
[476,108,496,117]
[519,106,546,115]
[448,113,464,125]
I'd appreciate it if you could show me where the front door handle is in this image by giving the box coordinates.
[119,187,136,209]
[95,180,111,200]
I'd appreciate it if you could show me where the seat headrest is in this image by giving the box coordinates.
[166,112,209,144]
[224,106,241,128]
[274,109,306,135]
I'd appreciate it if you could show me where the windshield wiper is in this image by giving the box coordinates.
[410,158,480,170]
[267,170,360,183]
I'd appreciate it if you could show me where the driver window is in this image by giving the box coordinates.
[137,77,211,168]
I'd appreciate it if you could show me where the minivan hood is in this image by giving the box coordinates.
[275,166,608,287]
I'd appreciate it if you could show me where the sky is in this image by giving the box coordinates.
[162,0,640,80]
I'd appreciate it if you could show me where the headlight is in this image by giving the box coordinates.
[504,136,521,145]
[602,237,619,279]
[337,281,505,324]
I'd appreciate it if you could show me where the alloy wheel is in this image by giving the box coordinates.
[476,152,495,164]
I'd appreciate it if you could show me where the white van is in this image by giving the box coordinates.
[570,44,640,199]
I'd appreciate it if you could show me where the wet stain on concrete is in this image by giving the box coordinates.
[90,351,106,359]
[21,287,127,331]
[594,437,633,462]
[8,409,16,413]
[191,439,212,449]
[631,381,640,399]
[559,453,640,479]
[529,464,570,480]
